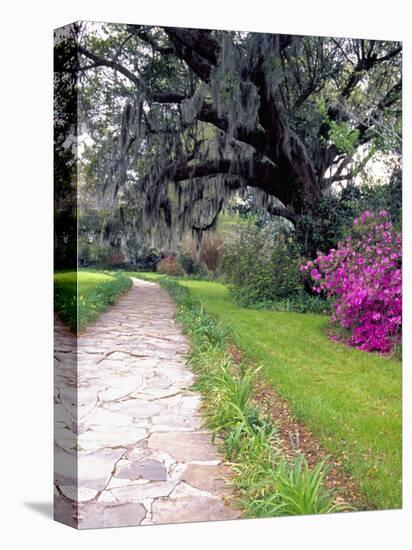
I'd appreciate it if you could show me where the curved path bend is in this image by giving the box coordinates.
[54,278,239,528]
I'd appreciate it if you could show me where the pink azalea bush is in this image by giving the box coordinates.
[301,210,402,353]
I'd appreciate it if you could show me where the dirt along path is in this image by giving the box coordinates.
[54,278,239,529]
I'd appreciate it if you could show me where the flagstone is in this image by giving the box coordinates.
[104,399,166,419]
[110,480,178,501]
[179,394,202,411]
[54,495,78,528]
[77,447,125,490]
[115,458,167,481]
[54,278,238,528]
[85,407,135,427]
[55,427,78,450]
[78,502,146,529]
[97,490,117,503]
[145,450,177,471]
[151,496,240,524]
[181,463,232,494]
[98,375,144,401]
[148,432,219,461]
[78,426,147,451]
[151,414,202,430]
[54,445,77,487]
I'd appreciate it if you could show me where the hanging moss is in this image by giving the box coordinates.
[78,25,401,257]
[78,28,290,253]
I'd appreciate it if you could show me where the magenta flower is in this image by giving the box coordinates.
[301,211,402,354]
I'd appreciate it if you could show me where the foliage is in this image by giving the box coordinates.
[54,26,79,269]
[77,203,124,267]
[131,250,160,272]
[78,26,401,252]
[176,250,209,278]
[78,238,125,267]
[302,211,402,353]
[157,256,185,276]
[318,97,360,154]
[249,456,342,517]
[296,175,402,257]
[54,270,132,331]
[78,234,160,270]
[222,223,312,309]
[360,168,402,229]
[158,277,347,517]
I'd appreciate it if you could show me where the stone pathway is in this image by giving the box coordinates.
[54,278,239,529]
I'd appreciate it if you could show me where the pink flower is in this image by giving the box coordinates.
[305,211,402,354]
[361,210,372,224]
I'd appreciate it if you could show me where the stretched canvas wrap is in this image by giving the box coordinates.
[54,22,402,529]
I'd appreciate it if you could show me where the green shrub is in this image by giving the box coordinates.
[296,173,402,258]
[176,250,209,278]
[222,224,313,308]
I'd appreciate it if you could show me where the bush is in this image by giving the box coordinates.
[296,175,402,257]
[302,210,402,353]
[157,255,185,276]
[222,224,305,308]
[176,250,209,278]
[78,239,113,267]
[132,250,160,271]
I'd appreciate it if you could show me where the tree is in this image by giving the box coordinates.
[54,24,80,269]
[296,169,402,256]
[76,24,402,253]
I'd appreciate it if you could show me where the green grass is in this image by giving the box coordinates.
[131,272,402,510]
[54,270,133,331]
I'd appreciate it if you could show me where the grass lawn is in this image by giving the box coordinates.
[133,272,402,510]
[54,270,132,331]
